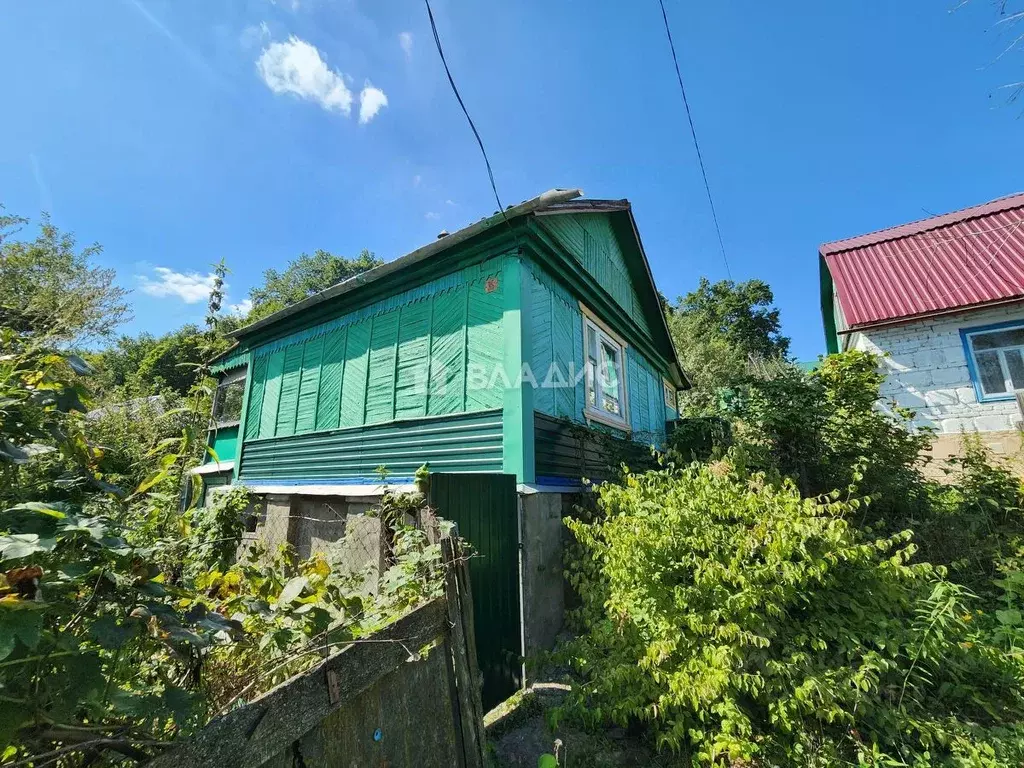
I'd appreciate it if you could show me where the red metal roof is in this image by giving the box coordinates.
[820,193,1024,330]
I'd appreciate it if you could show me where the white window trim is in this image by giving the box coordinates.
[964,324,1024,402]
[663,379,677,411]
[579,304,630,430]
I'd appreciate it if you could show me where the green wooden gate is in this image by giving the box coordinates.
[429,473,521,711]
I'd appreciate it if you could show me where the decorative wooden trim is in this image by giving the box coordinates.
[584,408,631,432]
[577,301,628,350]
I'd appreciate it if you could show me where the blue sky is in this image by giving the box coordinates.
[1,0,1021,359]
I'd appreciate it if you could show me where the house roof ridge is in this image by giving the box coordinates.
[820,191,1024,256]
[229,188,583,339]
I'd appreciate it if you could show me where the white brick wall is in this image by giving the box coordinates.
[848,303,1024,434]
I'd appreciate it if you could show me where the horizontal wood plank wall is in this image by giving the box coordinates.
[242,258,506,443]
[533,412,656,484]
[238,409,503,484]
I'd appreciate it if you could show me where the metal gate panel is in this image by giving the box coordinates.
[429,473,521,711]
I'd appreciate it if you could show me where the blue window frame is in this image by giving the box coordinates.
[960,320,1024,403]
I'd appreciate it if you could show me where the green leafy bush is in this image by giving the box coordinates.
[557,459,1024,766]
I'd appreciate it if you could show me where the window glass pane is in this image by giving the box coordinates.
[214,379,246,423]
[976,351,1007,395]
[1006,350,1024,390]
[971,328,1024,350]
[599,340,622,415]
[585,325,598,406]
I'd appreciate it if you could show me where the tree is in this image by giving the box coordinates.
[666,278,790,412]
[247,249,382,322]
[0,209,130,344]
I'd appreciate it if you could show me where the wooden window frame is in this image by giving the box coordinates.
[579,303,630,430]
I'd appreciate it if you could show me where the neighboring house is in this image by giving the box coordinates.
[819,192,1024,461]
[194,188,685,662]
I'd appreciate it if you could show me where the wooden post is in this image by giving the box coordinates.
[442,537,486,768]
[453,539,487,737]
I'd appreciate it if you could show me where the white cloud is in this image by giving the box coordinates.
[229,298,254,316]
[241,21,270,48]
[445,199,456,206]
[137,267,220,304]
[257,35,353,115]
[412,174,422,187]
[425,211,440,220]
[399,31,413,59]
[358,82,388,124]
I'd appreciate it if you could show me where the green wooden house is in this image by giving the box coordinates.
[195,189,685,687]
[198,188,684,495]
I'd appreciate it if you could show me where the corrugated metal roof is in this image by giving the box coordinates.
[820,193,1024,330]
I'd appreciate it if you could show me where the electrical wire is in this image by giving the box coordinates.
[423,0,519,245]
[657,0,732,279]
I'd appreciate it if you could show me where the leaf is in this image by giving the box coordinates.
[3,502,66,519]
[538,755,559,768]
[134,469,169,496]
[0,440,31,465]
[0,533,49,560]
[0,610,43,659]
[995,609,1022,627]
[89,616,135,650]
[278,576,307,605]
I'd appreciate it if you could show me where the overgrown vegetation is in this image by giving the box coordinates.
[0,211,433,764]
[551,281,1024,764]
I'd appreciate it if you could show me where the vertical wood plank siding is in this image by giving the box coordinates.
[525,262,669,447]
[541,213,651,337]
[243,258,505,441]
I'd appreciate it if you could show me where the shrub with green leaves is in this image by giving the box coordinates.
[557,459,1024,766]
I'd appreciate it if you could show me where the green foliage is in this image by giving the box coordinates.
[246,248,382,322]
[665,277,790,412]
[0,209,129,344]
[0,333,448,763]
[184,486,251,577]
[558,459,1024,766]
[674,350,933,520]
[90,324,229,398]
[920,436,1024,603]
[193,495,445,714]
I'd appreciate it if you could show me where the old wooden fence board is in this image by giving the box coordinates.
[147,595,469,768]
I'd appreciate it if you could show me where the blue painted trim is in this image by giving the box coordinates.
[958,318,1024,403]
[534,475,584,488]
[243,476,417,487]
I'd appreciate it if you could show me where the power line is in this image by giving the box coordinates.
[657,0,732,279]
[423,0,518,245]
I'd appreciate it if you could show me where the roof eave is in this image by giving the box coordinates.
[229,188,584,340]
[838,296,1024,335]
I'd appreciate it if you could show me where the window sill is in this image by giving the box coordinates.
[975,393,1017,404]
[209,420,241,430]
[584,408,630,431]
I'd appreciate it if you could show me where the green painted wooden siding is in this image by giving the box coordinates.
[205,425,238,465]
[525,263,670,446]
[541,213,651,338]
[241,260,506,441]
[237,410,503,483]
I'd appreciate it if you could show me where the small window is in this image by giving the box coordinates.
[964,325,1024,400]
[583,315,628,427]
[664,381,677,411]
[212,368,246,426]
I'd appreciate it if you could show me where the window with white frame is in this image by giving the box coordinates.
[964,325,1024,399]
[583,315,627,426]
